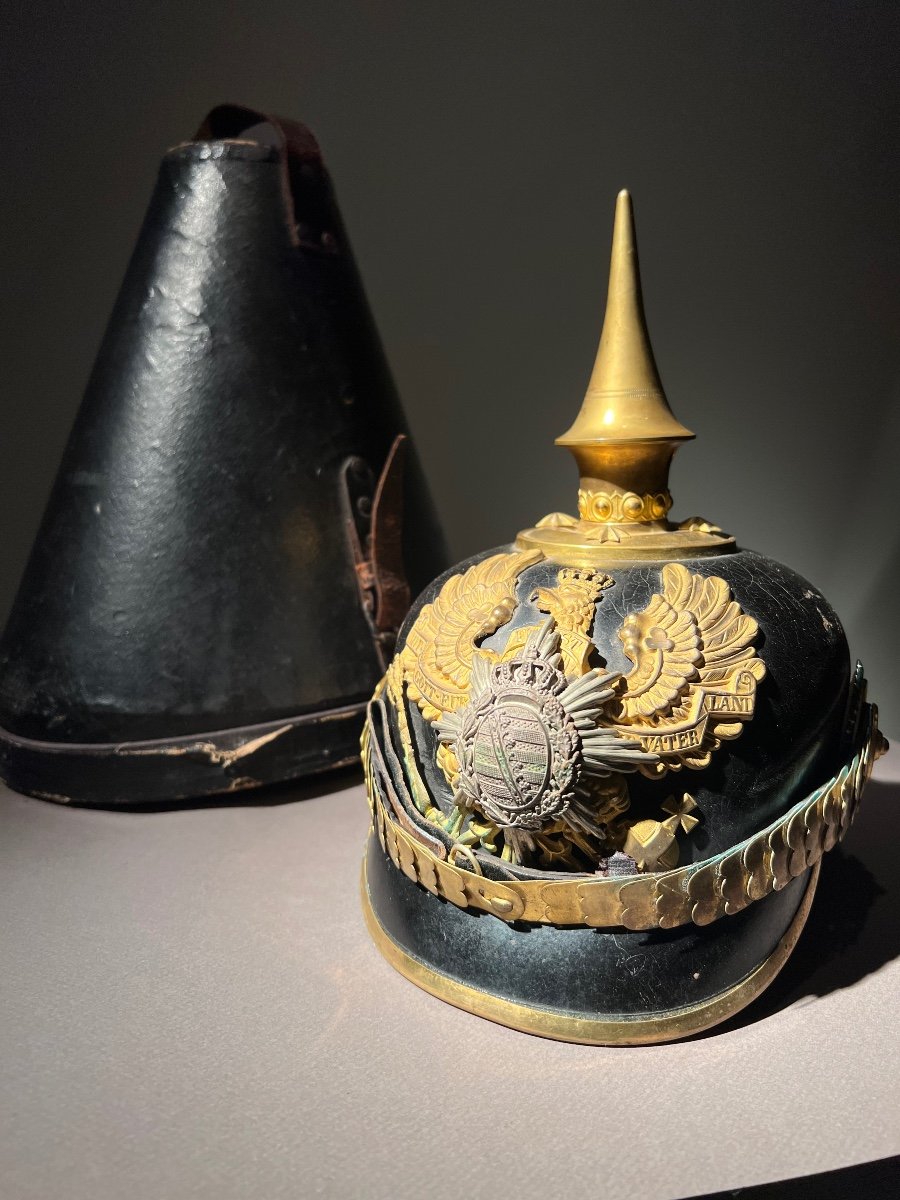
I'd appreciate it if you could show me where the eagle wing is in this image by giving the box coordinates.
[612,563,765,766]
[613,569,702,722]
[400,549,542,722]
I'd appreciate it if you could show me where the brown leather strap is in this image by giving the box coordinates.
[370,436,411,636]
[341,436,411,667]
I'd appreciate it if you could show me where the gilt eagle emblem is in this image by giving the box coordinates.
[399,553,765,865]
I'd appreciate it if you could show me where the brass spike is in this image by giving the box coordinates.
[517,191,735,562]
[557,190,693,525]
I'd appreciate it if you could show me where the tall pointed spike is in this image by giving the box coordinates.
[588,189,665,399]
[553,190,695,529]
[558,190,693,448]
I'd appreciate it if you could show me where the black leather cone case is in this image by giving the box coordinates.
[0,105,446,806]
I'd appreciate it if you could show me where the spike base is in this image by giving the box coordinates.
[516,512,735,565]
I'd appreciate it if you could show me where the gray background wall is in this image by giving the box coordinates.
[2,1,898,729]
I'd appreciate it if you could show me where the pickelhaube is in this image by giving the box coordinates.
[0,104,445,807]
[360,190,886,1044]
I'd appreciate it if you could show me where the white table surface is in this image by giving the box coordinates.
[2,742,898,1200]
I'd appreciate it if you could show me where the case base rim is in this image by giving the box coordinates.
[0,701,367,807]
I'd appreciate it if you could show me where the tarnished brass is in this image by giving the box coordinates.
[611,563,766,774]
[363,705,883,930]
[517,190,734,564]
[622,795,698,870]
[578,487,672,523]
[399,549,542,724]
[533,568,613,676]
[557,190,693,455]
[396,547,765,870]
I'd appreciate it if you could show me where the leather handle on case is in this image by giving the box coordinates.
[194,103,326,247]
[340,435,412,669]
[370,435,411,636]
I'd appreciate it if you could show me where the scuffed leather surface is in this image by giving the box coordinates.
[0,140,445,743]
[366,833,811,1016]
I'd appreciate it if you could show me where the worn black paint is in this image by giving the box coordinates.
[366,834,811,1018]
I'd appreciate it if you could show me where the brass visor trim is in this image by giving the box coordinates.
[361,855,820,1046]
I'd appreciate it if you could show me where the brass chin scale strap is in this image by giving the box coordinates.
[363,703,884,931]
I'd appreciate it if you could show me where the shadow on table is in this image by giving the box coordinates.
[690,1153,900,1199]
[697,773,900,1037]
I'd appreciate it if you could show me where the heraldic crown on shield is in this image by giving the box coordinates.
[360,189,886,1045]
